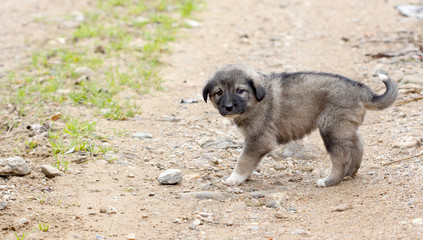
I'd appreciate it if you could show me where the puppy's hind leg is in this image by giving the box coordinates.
[345,132,363,177]
[317,123,361,187]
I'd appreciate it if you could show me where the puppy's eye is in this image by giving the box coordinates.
[216,89,223,96]
[236,89,245,94]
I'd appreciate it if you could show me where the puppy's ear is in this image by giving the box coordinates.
[202,80,213,103]
[247,78,266,102]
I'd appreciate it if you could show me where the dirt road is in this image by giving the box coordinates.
[1,0,423,239]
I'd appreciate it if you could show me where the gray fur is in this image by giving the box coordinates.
[203,64,398,187]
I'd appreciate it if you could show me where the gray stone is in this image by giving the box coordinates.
[393,137,420,148]
[158,169,182,185]
[15,217,29,227]
[264,192,288,208]
[180,98,198,104]
[176,191,229,201]
[132,132,152,139]
[106,206,117,214]
[201,137,242,149]
[40,165,63,178]
[74,66,95,77]
[250,190,278,199]
[0,156,31,176]
[0,200,7,210]
[194,191,229,201]
[291,229,311,236]
[332,203,353,212]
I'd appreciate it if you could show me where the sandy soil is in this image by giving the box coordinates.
[1,0,423,239]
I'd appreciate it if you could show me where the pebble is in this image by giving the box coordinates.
[194,191,229,201]
[96,235,106,240]
[0,200,7,210]
[0,156,31,176]
[264,192,288,208]
[158,169,183,185]
[393,137,420,148]
[132,132,153,139]
[173,218,183,224]
[412,218,423,225]
[74,66,95,77]
[184,19,202,28]
[40,165,63,178]
[126,233,136,240]
[15,217,29,227]
[181,98,198,104]
[291,229,311,236]
[250,190,278,199]
[106,206,117,214]
[332,203,353,212]
[201,137,241,149]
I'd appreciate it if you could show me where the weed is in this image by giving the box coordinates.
[15,232,29,240]
[38,222,50,232]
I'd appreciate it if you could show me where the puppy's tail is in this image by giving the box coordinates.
[362,70,398,110]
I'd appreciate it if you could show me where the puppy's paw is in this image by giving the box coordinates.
[316,178,328,187]
[223,172,247,186]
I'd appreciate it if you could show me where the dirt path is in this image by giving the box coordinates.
[1,0,423,239]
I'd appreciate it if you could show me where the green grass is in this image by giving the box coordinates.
[38,222,50,232]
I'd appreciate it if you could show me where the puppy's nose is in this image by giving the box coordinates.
[225,103,234,111]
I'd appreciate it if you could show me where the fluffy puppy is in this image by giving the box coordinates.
[202,64,397,187]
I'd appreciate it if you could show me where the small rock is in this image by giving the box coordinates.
[132,132,153,139]
[412,218,423,225]
[103,152,119,162]
[99,207,107,213]
[245,198,264,207]
[96,235,106,240]
[184,19,201,28]
[126,233,136,240]
[74,66,95,77]
[332,203,353,212]
[158,169,183,185]
[274,163,287,170]
[393,137,420,148]
[264,192,288,208]
[40,165,63,178]
[192,219,202,225]
[250,190,278,199]
[127,173,135,178]
[106,206,117,214]
[0,156,31,176]
[173,218,182,224]
[60,20,81,29]
[180,98,198,104]
[274,211,288,219]
[0,200,7,210]
[15,217,29,227]
[201,137,242,149]
[194,191,229,201]
[199,212,211,218]
[288,175,302,182]
[133,16,149,24]
[291,229,310,236]
[71,11,85,22]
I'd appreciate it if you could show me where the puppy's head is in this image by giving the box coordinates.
[202,64,266,117]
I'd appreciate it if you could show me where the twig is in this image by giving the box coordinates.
[382,153,423,166]
[395,96,423,106]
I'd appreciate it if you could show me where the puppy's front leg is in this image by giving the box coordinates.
[224,143,270,186]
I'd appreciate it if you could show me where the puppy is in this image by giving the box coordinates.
[202,64,397,187]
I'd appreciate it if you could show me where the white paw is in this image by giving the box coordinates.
[223,172,247,186]
[316,178,327,187]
